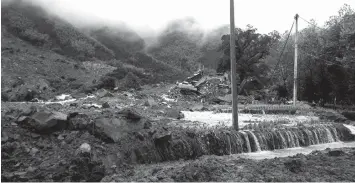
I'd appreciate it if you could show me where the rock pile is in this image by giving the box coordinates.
[168,71,232,103]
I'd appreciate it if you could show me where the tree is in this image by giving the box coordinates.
[271,4,355,104]
[217,25,280,94]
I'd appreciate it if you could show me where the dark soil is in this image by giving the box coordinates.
[103,148,355,182]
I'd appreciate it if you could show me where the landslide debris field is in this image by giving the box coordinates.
[2,1,355,182]
[2,83,355,182]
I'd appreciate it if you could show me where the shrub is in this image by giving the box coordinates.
[97,76,117,90]
[119,72,141,90]
[20,29,49,45]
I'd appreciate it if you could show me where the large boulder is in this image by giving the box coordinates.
[165,109,184,119]
[327,149,346,157]
[96,89,114,98]
[342,111,355,121]
[117,108,142,121]
[93,108,150,142]
[93,117,149,143]
[17,111,68,133]
[144,97,158,107]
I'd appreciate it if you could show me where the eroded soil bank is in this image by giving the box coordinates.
[103,147,355,182]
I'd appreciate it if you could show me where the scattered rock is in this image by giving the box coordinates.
[19,106,37,117]
[76,143,91,155]
[27,166,37,173]
[46,103,63,111]
[177,83,198,92]
[217,94,232,103]
[178,111,185,119]
[30,98,40,102]
[2,132,9,143]
[30,133,40,139]
[284,158,305,173]
[191,104,208,111]
[327,149,345,157]
[82,103,102,109]
[102,102,110,109]
[68,112,79,119]
[30,147,39,155]
[153,131,172,145]
[144,121,152,129]
[144,97,158,107]
[117,108,142,121]
[70,103,78,107]
[93,117,146,142]
[134,132,145,141]
[72,93,87,99]
[18,111,69,133]
[96,89,114,98]
[165,109,184,119]
[342,111,355,121]
[57,134,65,140]
[68,114,92,131]
[70,145,105,182]
[17,116,28,123]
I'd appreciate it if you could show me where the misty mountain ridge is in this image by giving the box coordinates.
[1,1,195,101]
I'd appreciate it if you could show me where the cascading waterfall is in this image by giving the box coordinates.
[231,125,340,153]
[247,131,261,151]
[240,131,252,152]
[330,127,340,141]
[133,124,352,164]
[325,128,335,143]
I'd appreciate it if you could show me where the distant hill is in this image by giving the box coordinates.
[147,18,228,71]
[1,1,115,61]
[87,25,146,59]
[147,18,205,72]
[1,1,188,101]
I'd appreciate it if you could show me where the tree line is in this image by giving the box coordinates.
[218,4,355,105]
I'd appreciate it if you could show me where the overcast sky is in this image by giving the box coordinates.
[30,0,355,36]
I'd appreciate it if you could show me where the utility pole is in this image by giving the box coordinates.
[230,0,238,130]
[293,14,299,106]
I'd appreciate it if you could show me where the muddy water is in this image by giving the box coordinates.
[181,111,319,128]
[234,141,355,160]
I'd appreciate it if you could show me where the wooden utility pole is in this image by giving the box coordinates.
[293,14,299,106]
[230,0,238,130]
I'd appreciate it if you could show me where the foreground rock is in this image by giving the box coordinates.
[165,108,184,119]
[17,111,68,133]
[93,108,151,143]
[96,89,114,98]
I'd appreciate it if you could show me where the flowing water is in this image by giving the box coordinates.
[234,141,355,160]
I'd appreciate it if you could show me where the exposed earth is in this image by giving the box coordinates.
[2,1,355,182]
[1,83,355,182]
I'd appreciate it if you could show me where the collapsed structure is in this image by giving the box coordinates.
[168,69,261,104]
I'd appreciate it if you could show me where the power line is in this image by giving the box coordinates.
[298,16,325,30]
[270,20,295,78]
